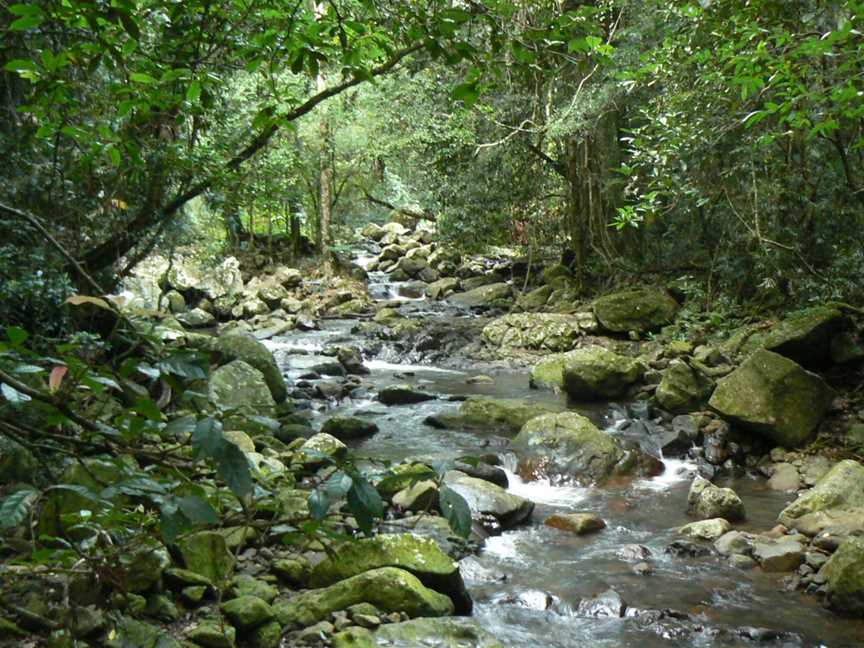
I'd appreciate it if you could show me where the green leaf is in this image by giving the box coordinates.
[347,475,383,536]
[0,488,38,528]
[324,471,353,499]
[4,59,37,72]
[177,495,218,525]
[165,415,197,437]
[1,383,31,405]
[187,81,202,103]
[438,485,471,539]
[452,82,479,108]
[308,490,330,520]
[132,398,163,421]
[159,351,208,379]
[215,442,253,500]
[12,364,44,374]
[10,15,43,30]
[130,72,157,84]
[192,417,223,460]
[9,4,43,17]
[5,326,27,346]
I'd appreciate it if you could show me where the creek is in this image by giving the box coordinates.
[264,258,864,648]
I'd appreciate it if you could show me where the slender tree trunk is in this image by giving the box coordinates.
[565,138,586,286]
[315,1,334,276]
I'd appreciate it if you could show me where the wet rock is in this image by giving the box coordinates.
[177,307,216,328]
[678,518,732,541]
[593,288,680,334]
[309,533,472,615]
[221,595,274,630]
[708,349,833,447]
[208,360,276,415]
[512,411,660,484]
[617,544,652,561]
[484,313,593,352]
[633,561,654,575]
[454,460,508,488]
[789,507,864,539]
[449,283,512,310]
[392,480,439,511]
[778,460,864,528]
[767,463,800,492]
[273,567,454,628]
[320,416,379,441]
[545,512,606,535]
[729,554,758,570]
[428,396,561,435]
[443,470,534,530]
[331,617,503,648]
[666,539,711,558]
[714,530,756,556]
[687,476,745,521]
[297,433,348,468]
[428,277,460,300]
[176,531,234,584]
[378,384,436,406]
[655,360,714,414]
[214,334,287,403]
[560,345,645,399]
[752,539,805,572]
[823,536,864,616]
[576,588,626,618]
[336,345,369,375]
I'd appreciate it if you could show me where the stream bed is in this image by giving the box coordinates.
[264,268,864,648]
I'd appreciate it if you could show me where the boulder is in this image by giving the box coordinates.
[273,567,454,628]
[482,313,595,352]
[752,538,805,572]
[516,285,554,311]
[164,290,186,314]
[320,417,379,441]
[511,412,660,484]
[428,277,460,300]
[736,306,844,368]
[362,223,386,241]
[214,334,287,403]
[708,349,833,447]
[176,531,234,584]
[297,433,348,468]
[378,384,436,406]
[654,360,714,413]
[177,308,215,328]
[678,518,731,541]
[332,617,502,648]
[559,345,644,399]
[687,476,745,522]
[443,470,534,529]
[778,460,864,528]
[449,283,512,310]
[208,360,276,414]
[308,534,472,614]
[767,463,801,491]
[593,288,679,334]
[392,481,438,512]
[272,266,303,288]
[545,513,606,535]
[221,596,274,630]
[426,397,561,435]
[823,536,864,616]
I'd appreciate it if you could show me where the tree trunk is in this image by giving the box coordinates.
[565,138,586,285]
[315,1,334,276]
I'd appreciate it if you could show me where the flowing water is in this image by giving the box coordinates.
[266,262,864,648]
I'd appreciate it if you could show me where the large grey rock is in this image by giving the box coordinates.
[778,460,864,528]
[559,345,644,399]
[708,349,833,447]
[428,277,460,300]
[593,288,679,333]
[752,539,805,572]
[483,313,595,352]
[426,397,561,435]
[655,360,714,413]
[214,334,287,403]
[823,536,864,616]
[449,283,512,310]
[208,360,276,414]
[332,617,503,648]
[443,470,534,529]
[511,412,661,484]
[687,476,745,521]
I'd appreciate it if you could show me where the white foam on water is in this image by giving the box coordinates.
[634,456,697,492]
[502,468,590,508]
[365,359,464,374]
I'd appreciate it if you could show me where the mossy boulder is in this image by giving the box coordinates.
[511,412,658,484]
[516,285,554,311]
[176,531,234,584]
[120,539,172,593]
[449,283,512,310]
[735,306,844,368]
[320,417,379,441]
[221,596,274,630]
[208,360,276,414]
[443,470,534,529]
[426,396,561,435]
[308,534,472,614]
[778,460,864,528]
[273,567,454,628]
[558,345,644,399]
[708,349,833,447]
[593,288,679,334]
[687,476,745,522]
[332,617,503,648]
[482,313,594,351]
[377,384,436,406]
[214,334,287,403]
[823,536,864,616]
[296,433,348,468]
[655,360,715,413]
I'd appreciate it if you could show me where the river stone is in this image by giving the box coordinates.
[320,417,379,441]
[678,518,732,541]
[767,463,801,491]
[428,277,460,300]
[443,470,534,529]
[790,507,864,538]
[449,283,512,310]
[545,513,606,535]
[378,384,436,406]
[392,480,439,512]
[221,596,274,630]
[655,360,714,414]
[517,285,554,311]
[187,622,236,648]
[752,539,805,572]
[593,288,680,334]
[482,313,591,351]
[735,306,844,368]
[208,360,276,414]
[560,345,644,399]
[576,588,627,618]
[823,536,864,616]
[714,530,756,556]
[120,539,172,593]
[427,396,561,435]
[273,567,454,628]
[511,412,647,484]
[177,307,216,328]
[176,531,234,584]
[778,460,864,528]
[708,349,833,447]
[687,476,745,522]
[308,533,472,614]
[332,617,503,648]
[214,334,287,403]
[297,433,348,468]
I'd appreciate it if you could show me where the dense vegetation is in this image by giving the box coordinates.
[2,1,864,646]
